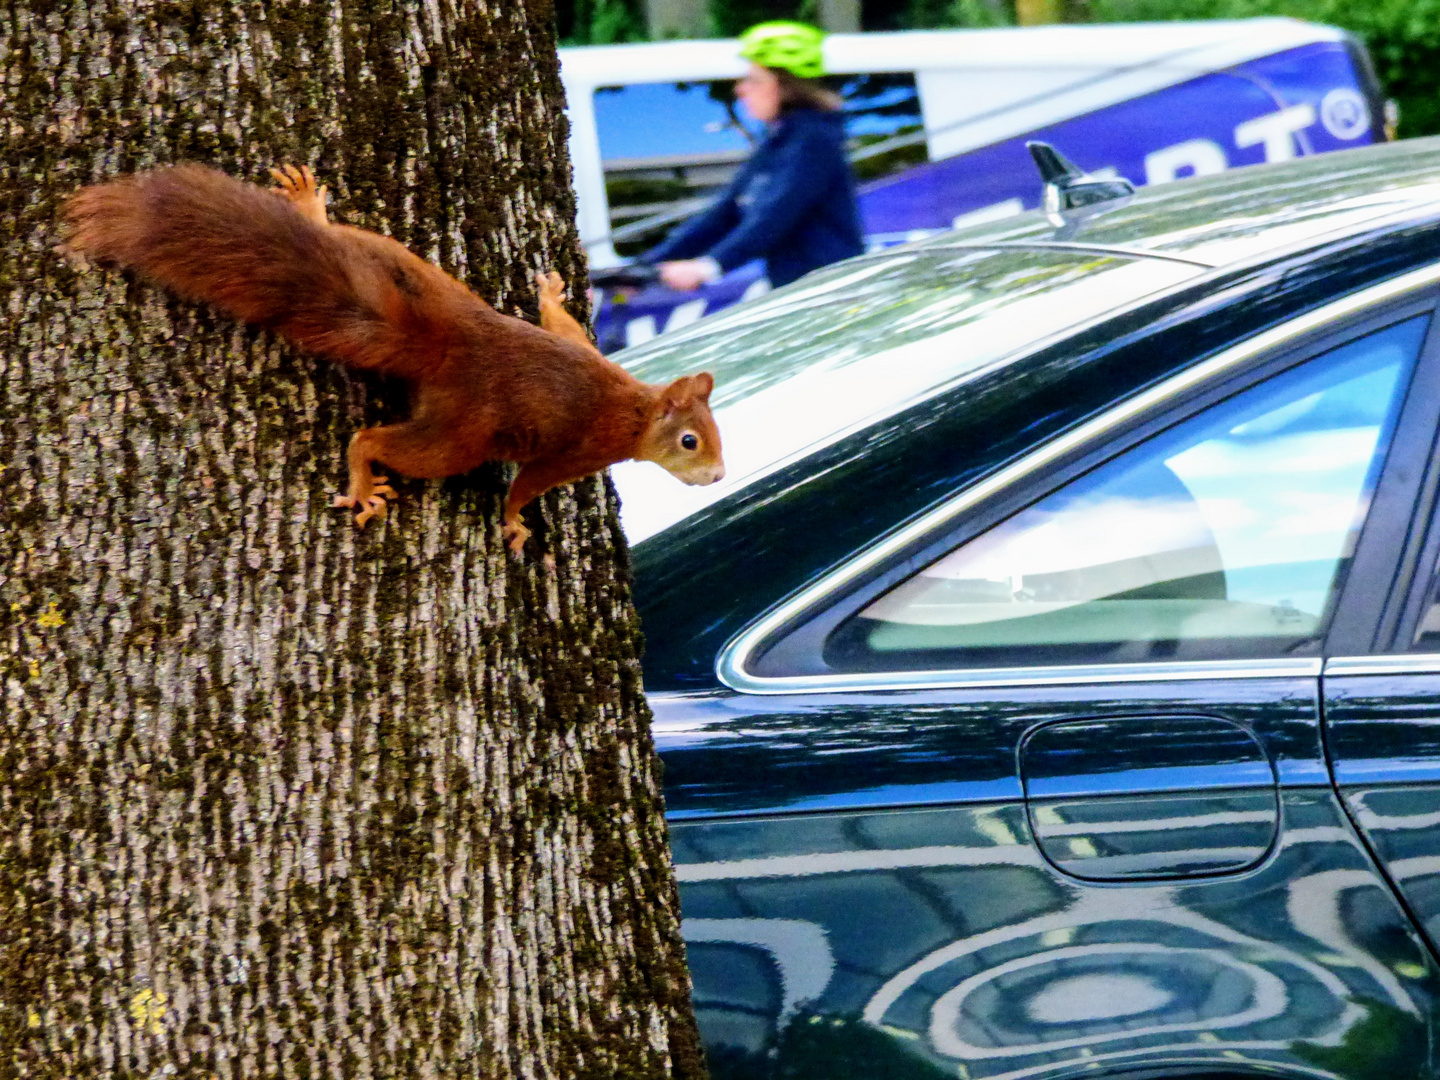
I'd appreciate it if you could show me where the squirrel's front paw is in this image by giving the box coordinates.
[536,270,567,305]
[502,517,531,554]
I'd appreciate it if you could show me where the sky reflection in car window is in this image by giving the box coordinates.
[840,317,1425,667]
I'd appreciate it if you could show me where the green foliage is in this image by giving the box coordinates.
[559,0,647,44]
[900,0,1014,27]
[685,0,1014,37]
[710,0,811,36]
[1087,0,1440,137]
[1292,996,1429,1079]
[707,1013,954,1080]
[772,1014,954,1080]
[861,0,1013,29]
[948,0,1015,27]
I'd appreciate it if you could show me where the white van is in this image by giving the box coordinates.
[558,20,1385,351]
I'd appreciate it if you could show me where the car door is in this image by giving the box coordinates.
[658,291,1440,1080]
[1324,296,1440,972]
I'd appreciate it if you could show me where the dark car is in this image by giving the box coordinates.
[615,139,1440,1080]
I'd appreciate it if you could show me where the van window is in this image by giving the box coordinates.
[594,74,923,256]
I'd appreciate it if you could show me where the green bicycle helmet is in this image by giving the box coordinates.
[738,21,826,79]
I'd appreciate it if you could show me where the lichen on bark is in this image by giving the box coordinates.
[0,2,705,1078]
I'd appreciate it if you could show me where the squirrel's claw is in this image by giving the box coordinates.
[503,518,531,554]
[271,163,329,226]
[536,270,567,304]
[269,164,301,191]
[352,495,389,528]
[334,477,394,528]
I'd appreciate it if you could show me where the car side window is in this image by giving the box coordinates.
[825,316,1428,672]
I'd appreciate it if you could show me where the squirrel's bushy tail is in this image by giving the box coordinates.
[63,165,426,375]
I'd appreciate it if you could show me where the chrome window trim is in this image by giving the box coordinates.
[717,261,1440,696]
[724,658,1320,696]
[1325,655,1440,677]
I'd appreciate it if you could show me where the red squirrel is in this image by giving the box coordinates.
[62,163,724,553]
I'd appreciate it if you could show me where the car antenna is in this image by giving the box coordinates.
[1026,140,1134,216]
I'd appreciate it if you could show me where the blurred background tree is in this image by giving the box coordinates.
[559,0,649,42]
[709,0,804,34]
[858,0,1012,27]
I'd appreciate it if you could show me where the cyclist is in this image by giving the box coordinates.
[642,21,865,291]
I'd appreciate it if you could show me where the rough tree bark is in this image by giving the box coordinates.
[0,3,705,1078]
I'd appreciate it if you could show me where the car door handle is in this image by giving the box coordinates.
[1020,715,1279,881]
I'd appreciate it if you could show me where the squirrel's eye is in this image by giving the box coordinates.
[681,433,699,451]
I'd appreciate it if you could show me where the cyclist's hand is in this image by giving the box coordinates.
[659,259,720,291]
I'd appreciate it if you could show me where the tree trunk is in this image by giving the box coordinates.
[0,3,705,1078]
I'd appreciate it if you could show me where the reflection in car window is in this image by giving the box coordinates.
[827,316,1428,671]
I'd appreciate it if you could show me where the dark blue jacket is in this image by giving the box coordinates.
[644,109,864,288]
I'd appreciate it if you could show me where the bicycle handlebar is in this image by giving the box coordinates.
[588,264,660,289]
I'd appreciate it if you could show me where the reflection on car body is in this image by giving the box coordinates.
[617,140,1440,1079]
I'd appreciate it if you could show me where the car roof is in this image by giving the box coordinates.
[881,137,1440,263]
[612,139,1440,545]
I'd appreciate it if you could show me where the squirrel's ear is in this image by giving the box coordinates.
[661,373,708,415]
[692,371,714,402]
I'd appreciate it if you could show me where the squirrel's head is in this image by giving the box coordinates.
[639,372,724,486]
